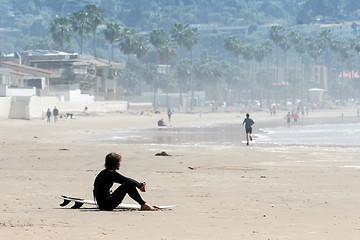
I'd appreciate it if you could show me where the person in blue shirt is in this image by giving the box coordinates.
[242,113,254,146]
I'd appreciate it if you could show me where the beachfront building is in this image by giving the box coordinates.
[1,50,125,101]
[0,61,58,96]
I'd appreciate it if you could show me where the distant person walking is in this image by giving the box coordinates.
[272,105,276,116]
[53,107,59,122]
[286,112,291,125]
[242,113,254,146]
[167,109,172,123]
[46,108,51,122]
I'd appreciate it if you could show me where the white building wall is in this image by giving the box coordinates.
[0,85,36,97]
[0,97,11,118]
[8,96,30,119]
[49,89,94,102]
[69,89,94,102]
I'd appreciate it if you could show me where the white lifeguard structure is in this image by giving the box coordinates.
[308,88,326,103]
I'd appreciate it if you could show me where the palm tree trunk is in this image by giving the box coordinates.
[292,49,296,105]
[179,79,183,107]
[251,60,254,106]
[139,59,142,95]
[166,88,169,109]
[190,50,194,111]
[80,32,83,54]
[153,75,158,108]
[259,62,263,109]
[284,52,287,105]
[178,47,183,107]
[93,31,96,57]
[111,42,114,62]
[300,55,304,102]
[276,45,279,106]
[266,59,270,109]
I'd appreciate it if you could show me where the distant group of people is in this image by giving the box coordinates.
[270,105,277,116]
[285,111,299,124]
[46,107,59,122]
[46,106,81,122]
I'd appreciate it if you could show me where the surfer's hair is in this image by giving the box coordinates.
[105,152,121,169]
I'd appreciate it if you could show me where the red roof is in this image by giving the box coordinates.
[0,61,55,75]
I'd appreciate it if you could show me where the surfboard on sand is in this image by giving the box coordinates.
[59,195,176,210]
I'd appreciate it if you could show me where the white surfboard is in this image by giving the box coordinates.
[60,195,176,210]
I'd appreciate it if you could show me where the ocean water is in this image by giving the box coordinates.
[258,123,360,147]
[100,118,360,148]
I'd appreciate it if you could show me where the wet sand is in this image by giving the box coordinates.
[0,107,359,239]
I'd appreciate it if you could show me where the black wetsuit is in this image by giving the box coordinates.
[93,168,146,210]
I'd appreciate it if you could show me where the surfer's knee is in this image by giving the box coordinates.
[122,182,136,192]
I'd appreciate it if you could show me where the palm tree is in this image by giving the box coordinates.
[194,55,223,104]
[279,36,291,103]
[294,38,307,101]
[70,10,89,54]
[85,4,105,57]
[49,16,72,50]
[254,40,273,109]
[150,28,166,51]
[133,35,148,94]
[170,23,188,59]
[142,63,159,107]
[305,37,324,61]
[119,28,137,61]
[224,35,244,105]
[171,23,188,106]
[305,36,326,90]
[330,39,351,102]
[104,22,122,61]
[158,39,177,65]
[269,25,285,106]
[241,44,255,108]
[134,35,148,61]
[182,26,199,110]
[117,69,138,99]
[149,28,176,108]
[175,59,191,107]
[224,35,244,62]
[318,30,334,100]
[157,39,177,108]
[353,36,360,56]
[352,36,360,77]
[288,30,301,103]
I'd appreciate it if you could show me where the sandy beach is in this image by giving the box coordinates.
[1,106,359,240]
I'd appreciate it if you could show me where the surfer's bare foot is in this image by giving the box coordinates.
[141,203,159,211]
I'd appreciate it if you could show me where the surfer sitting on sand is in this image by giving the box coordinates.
[158,118,166,126]
[93,152,158,211]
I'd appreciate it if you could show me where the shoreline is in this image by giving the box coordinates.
[94,111,360,149]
